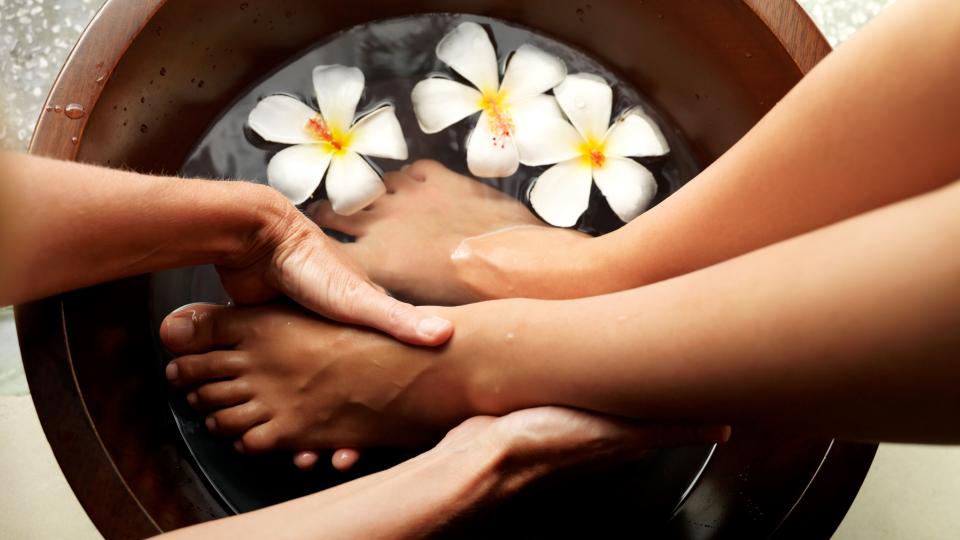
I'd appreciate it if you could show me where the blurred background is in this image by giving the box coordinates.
[3,1,956,538]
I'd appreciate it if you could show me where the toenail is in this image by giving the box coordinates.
[417,316,453,339]
[205,416,217,431]
[166,313,196,343]
[186,392,198,406]
[165,362,179,381]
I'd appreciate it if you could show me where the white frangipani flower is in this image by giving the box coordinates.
[411,22,567,178]
[248,65,408,214]
[524,73,669,227]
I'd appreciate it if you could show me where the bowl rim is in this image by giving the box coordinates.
[18,2,868,539]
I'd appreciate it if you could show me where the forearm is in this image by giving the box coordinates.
[0,152,287,304]
[462,0,960,300]
[587,0,960,292]
[157,438,501,540]
[446,180,960,442]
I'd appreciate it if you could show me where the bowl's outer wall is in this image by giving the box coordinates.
[20,1,871,539]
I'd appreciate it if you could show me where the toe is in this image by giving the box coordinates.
[331,448,360,471]
[237,422,282,455]
[166,351,248,388]
[187,379,253,410]
[404,159,448,181]
[309,200,371,236]
[207,401,270,435]
[160,303,243,354]
[293,451,319,470]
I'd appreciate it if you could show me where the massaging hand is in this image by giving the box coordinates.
[216,202,453,346]
[433,406,730,495]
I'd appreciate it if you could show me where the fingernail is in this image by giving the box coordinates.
[417,317,452,339]
[165,362,179,381]
[206,416,217,431]
[166,313,195,344]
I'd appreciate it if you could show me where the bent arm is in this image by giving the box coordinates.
[0,152,284,305]
[445,180,960,442]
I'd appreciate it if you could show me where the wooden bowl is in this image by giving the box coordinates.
[17,1,873,538]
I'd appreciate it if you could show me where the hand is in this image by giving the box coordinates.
[435,407,730,497]
[216,194,453,346]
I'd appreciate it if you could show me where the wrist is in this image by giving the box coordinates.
[214,182,295,268]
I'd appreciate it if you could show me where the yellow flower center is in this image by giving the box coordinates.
[579,138,607,169]
[479,90,514,147]
[306,115,351,155]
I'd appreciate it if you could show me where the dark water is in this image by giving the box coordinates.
[153,14,710,537]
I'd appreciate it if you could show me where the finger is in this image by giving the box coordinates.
[347,286,454,346]
[293,451,319,471]
[160,303,242,354]
[331,448,360,471]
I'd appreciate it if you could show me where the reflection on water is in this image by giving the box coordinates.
[181,13,700,237]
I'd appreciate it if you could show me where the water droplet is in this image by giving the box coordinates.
[140,124,149,133]
[197,80,205,88]
[95,75,105,83]
[64,103,85,119]
[70,136,78,144]
[53,105,63,113]
[744,51,753,59]
[575,97,586,109]
[44,106,53,112]
[160,67,167,77]
[240,1,249,10]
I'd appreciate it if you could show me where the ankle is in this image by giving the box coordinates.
[451,226,594,300]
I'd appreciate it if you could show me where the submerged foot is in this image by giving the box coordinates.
[311,159,585,305]
[160,303,463,468]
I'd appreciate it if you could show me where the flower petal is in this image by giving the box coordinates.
[348,105,409,160]
[248,95,317,145]
[411,78,483,134]
[313,65,365,131]
[266,144,332,205]
[554,73,612,142]
[592,157,657,222]
[603,107,670,158]
[436,22,500,94]
[512,95,583,166]
[326,152,387,215]
[466,112,520,178]
[528,159,593,227]
[500,44,567,104]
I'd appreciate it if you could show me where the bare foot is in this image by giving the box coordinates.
[310,159,590,305]
[160,303,470,460]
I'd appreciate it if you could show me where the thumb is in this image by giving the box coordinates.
[347,284,454,346]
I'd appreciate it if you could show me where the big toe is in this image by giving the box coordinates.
[160,303,241,354]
